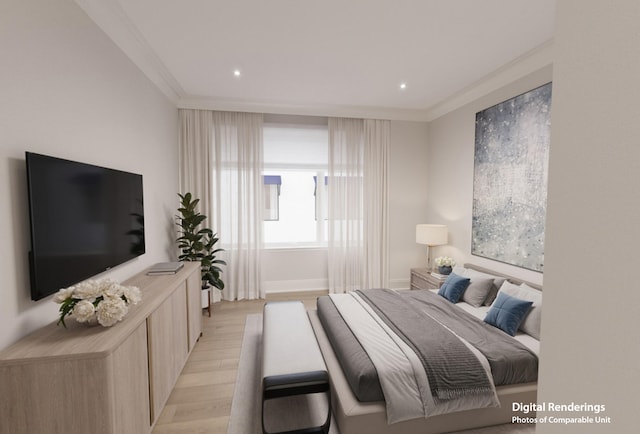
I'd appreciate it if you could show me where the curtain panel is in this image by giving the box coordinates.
[363,120,390,289]
[328,118,389,293]
[179,109,265,301]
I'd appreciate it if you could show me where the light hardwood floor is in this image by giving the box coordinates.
[151,291,324,434]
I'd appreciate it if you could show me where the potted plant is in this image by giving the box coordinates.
[176,193,226,291]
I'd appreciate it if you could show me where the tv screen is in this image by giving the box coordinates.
[25,152,145,301]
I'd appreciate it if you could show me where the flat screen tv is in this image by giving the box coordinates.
[25,152,145,301]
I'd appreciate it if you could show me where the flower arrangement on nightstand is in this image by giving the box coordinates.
[434,256,455,275]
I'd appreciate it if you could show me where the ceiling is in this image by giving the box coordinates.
[77,0,556,120]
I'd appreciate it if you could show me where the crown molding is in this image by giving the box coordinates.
[74,0,184,104]
[424,39,554,121]
[178,97,429,122]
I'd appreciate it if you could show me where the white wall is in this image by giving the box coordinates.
[263,119,429,293]
[388,121,430,286]
[537,1,640,431]
[0,0,178,349]
[262,248,328,293]
[426,66,553,285]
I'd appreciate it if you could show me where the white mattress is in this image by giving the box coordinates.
[429,289,540,356]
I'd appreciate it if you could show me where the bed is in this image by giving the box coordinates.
[308,264,542,434]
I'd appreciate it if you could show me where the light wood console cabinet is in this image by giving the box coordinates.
[0,262,202,434]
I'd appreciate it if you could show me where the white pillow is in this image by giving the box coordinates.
[498,281,543,340]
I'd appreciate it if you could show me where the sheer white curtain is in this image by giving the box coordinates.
[363,119,390,289]
[179,109,265,301]
[328,118,389,293]
[179,109,214,221]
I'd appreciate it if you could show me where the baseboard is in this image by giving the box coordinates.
[265,277,410,294]
[389,278,410,291]
[264,278,329,294]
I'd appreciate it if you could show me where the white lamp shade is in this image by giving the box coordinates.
[416,224,448,246]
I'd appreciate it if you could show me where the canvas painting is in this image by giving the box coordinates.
[472,82,552,272]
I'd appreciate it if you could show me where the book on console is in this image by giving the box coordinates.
[146,262,184,275]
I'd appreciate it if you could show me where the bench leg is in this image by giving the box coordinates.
[262,385,331,434]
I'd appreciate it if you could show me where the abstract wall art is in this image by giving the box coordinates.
[472,82,552,272]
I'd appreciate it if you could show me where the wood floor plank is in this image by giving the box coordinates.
[174,369,238,388]
[151,291,326,434]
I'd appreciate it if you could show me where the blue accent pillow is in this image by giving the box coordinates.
[484,292,534,336]
[437,273,471,303]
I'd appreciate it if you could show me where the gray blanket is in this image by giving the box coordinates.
[317,295,383,401]
[317,289,538,403]
[405,290,539,386]
[357,289,493,403]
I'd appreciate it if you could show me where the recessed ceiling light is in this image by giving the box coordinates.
[233,69,241,77]
[399,82,407,90]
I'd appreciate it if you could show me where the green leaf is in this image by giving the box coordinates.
[175,192,226,290]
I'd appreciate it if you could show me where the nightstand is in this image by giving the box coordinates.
[410,267,446,290]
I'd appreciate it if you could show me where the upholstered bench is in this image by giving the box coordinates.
[262,301,331,434]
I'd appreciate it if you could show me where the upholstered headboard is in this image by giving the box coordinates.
[464,263,542,291]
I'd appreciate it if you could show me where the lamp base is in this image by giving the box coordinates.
[426,245,433,272]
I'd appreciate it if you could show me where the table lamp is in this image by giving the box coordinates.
[415,224,448,271]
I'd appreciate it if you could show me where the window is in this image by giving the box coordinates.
[263,116,328,247]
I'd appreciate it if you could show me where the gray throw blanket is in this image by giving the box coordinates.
[357,289,494,403]
[404,289,539,386]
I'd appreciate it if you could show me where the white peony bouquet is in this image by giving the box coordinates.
[434,256,456,267]
[53,279,142,328]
